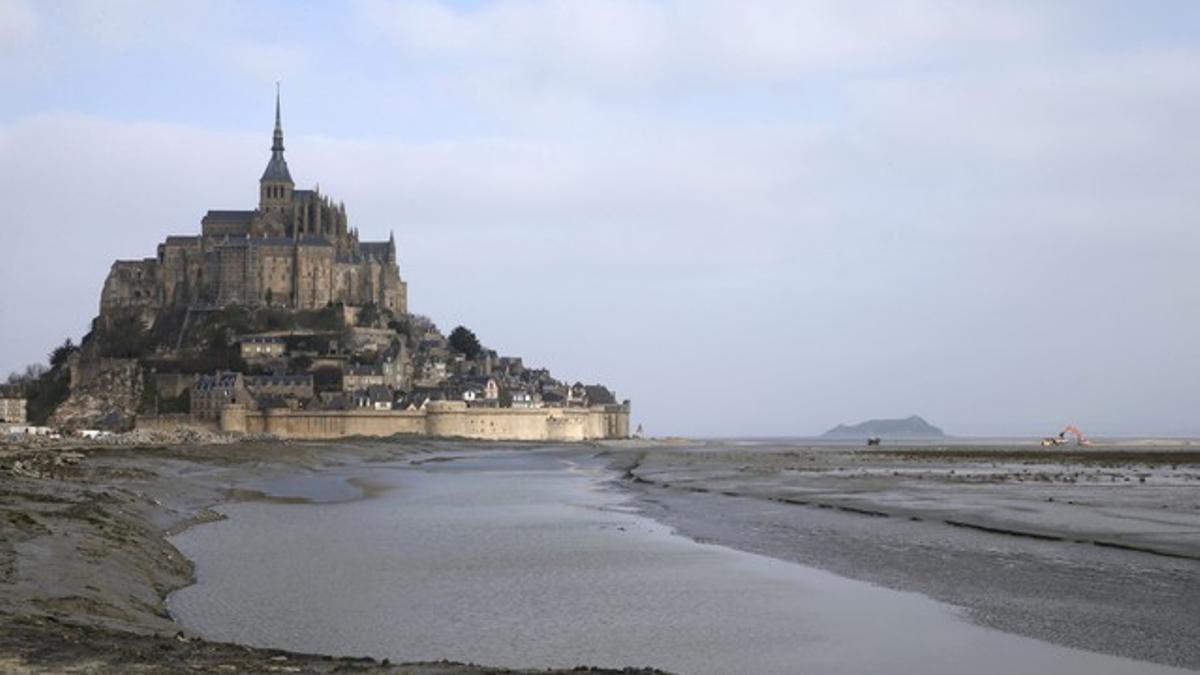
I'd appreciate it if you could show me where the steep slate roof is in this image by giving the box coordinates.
[261,153,292,182]
[204,210,256,222]
[245,374,312,387]
[360,242,392,261]
[240,336,285,344]
[366,385,394,403]
[194,372,241,391]
[212,235,333,249]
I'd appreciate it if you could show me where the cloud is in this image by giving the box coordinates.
[0,0,37,47]
[839,47,1200,247]
[359,0,1050,90]
[41,0,234,50]
[0,1,293,90]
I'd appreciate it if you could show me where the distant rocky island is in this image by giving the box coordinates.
[822,415,945,438]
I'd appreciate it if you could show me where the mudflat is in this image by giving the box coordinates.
[606,439,1200,669]
[164,446,1194,675]
[3,435,1198,672]
[0,437,669,674]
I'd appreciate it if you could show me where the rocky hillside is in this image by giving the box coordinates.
[48,358,143,432]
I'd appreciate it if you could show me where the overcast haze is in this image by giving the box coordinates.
[2,1,1198,437]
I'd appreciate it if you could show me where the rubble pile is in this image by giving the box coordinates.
[49,359,142,432]
[2,427,280,451]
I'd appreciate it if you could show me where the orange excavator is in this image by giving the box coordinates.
[1042,425,1092,447]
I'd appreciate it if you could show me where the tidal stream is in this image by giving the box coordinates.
[168,448,1188,674]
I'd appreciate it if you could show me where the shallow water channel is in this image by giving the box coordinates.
[168,449,1187,675]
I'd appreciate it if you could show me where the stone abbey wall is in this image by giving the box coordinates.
[200,400,630,442]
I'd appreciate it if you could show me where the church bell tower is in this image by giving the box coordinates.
[259,84,294,214]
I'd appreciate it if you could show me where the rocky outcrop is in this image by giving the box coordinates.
[50,358,142,432]
[823,415,945,438]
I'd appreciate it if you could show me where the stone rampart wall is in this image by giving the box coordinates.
[423,401,592,441]
[139,402,630,441]
[133,413,219,433]
[245,408,427,439]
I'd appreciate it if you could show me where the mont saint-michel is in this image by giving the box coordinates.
[6,4,1200,673]
[23,94,629,442]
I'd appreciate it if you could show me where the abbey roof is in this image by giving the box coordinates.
[203,210,255,222]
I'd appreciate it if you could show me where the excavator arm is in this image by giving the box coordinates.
[1058,425,1092,446]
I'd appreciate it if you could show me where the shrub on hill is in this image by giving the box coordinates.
[91,312,153,359]
[49,339,79,369]
[312,367,342,394]
[449,326,482,360]
[6,352,71,425]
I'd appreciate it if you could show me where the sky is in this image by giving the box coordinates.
[1,0,1199,437]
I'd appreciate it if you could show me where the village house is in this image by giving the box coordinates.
[400,392,431,411]
[316,391,352,410]
[376,341,412,390]
[191,372,251,420]
[495,356,524,379]
[0,385,27,424]
[510,389,541,409]
[350,385,394,410]
[245,374,313,403]
[463,379,501,408]
[239,336,286,360]
[414,356,448,387]
[342,364,385,391]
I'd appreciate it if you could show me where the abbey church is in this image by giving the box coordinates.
[100,93,407,320]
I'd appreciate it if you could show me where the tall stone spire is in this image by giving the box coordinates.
[261,82,292,184]
[272,82,284,153]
